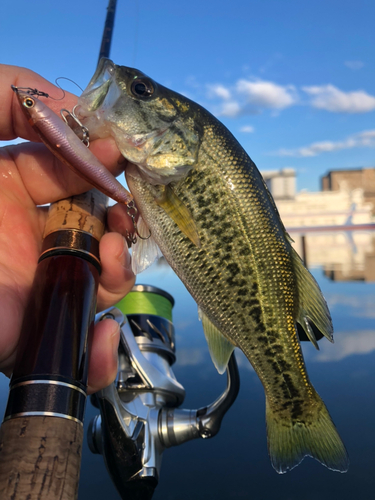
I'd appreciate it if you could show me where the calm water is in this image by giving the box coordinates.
[0,230,374,499]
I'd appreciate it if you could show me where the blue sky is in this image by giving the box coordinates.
[1,0,374,191]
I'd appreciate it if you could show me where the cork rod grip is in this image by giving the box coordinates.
[0,190,108,500]
[0,417,83,499]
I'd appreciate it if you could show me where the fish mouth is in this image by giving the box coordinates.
[76,58,122,140]
[78,58,116,113]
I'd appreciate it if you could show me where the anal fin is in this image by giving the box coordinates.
[198,307,235,374]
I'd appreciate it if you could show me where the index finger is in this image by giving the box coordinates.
[0,64,129,205]
[0,64,78,142]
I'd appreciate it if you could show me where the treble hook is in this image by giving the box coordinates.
[125,229,137,246]
[60,106,90,146]
[126,200,151,242]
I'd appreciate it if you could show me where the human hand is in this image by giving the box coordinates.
[0,64,135,393]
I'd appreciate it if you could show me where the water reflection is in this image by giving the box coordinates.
[139,256,374,500]
[291,230,375,282]
[310,330,375,362]
[0,231,373,500]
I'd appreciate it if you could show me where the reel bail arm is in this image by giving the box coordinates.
[89,292,240,499]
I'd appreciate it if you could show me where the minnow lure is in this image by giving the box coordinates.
[12,86,133,207]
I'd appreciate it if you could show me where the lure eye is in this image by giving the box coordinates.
[131,79,154,99]
[23,97,35,108]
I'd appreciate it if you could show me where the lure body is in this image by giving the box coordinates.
[13,88,132,205]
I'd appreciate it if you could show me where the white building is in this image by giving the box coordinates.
[261,168,296,200]
[259,168,375,281]
[260,168,374,229]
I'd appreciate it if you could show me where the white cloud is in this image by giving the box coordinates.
[206,84,239,116]
[303,84,375,113]
[206,79,297,117]
[236,79,297,110]
[207,84,232,100]
[240,125,255,133]
[205,79,375,118]
[345,60,364,70]
[220,101,242,117]
[272,129,375,157]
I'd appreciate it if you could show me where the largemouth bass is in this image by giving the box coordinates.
[77,58,349,474]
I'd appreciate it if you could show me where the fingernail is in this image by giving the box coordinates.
[110,320,120,339]
[111,323,120,366]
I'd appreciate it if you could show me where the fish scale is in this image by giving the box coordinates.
[131,121,315,417]
[78,59,349,474]
[189,128,306,396]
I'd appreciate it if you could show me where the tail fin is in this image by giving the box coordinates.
[266,396,349,474]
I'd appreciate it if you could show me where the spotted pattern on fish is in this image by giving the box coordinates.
[130,118,319,425]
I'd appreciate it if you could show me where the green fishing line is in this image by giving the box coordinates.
[116,288,173,321]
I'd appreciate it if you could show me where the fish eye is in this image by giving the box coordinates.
[131,79,154,99]
[23,97,35,108]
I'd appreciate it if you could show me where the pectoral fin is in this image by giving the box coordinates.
[131,215,163,274]
[198,308,235,374]
[155,185,200,247]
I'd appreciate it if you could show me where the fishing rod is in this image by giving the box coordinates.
[0,191,107,500]
[0,2,117,499]
[98,0,118,66]
[0,2,240,498]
